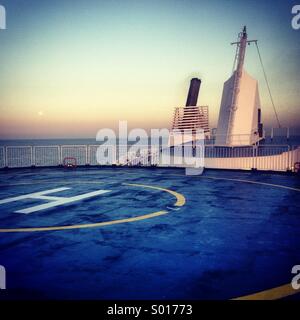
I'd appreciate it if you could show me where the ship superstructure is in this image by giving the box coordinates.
[169,78,209,146]
[216,26,263,146]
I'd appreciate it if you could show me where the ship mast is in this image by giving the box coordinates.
[226,26,257,144]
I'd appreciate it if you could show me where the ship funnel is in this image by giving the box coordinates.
[186,78,201,107]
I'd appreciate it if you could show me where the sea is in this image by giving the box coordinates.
[0,138,151,147]
[0,135,300,147]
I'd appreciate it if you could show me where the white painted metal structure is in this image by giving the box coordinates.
[0,144,299,172]
[216,26,262,146]
[169,106,209,147]
[172,106,209,134]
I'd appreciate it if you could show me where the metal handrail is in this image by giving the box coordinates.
[0,144,299,172]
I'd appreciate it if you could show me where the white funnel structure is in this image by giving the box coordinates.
[216,27,262,146]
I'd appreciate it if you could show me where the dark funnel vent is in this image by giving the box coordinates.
[186,78,201,107]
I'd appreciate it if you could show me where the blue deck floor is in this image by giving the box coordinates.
[0,167,299,300]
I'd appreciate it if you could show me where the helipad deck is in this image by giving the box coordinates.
[0,167,299,300]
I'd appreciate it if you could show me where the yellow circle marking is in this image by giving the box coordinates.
[125,183,186,207]
[0,183,185,233]
[153,172,300,193]
[232,283,300,300]
[0,210,168,233]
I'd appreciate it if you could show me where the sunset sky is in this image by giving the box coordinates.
[0,0,299,139]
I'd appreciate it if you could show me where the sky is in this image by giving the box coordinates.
[0,0,299,139]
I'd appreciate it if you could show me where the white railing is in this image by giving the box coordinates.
[33,146,60,167]
[0,144,299,172]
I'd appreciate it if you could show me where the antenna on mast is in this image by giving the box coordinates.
[231,26,281,128]
[217,26,280,146]
[226,26,257,144]
[231,26,257,72]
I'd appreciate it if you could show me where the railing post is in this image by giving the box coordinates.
[252,145,257,170]
[86,145,89,166]
[4,146,8,168]
[59,145,62,166]
[287,145,291,172]
[271,127,274,141]
[32,146,35,167]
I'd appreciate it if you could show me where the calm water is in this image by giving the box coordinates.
[0,138,152,146]
[0,136,300,147]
